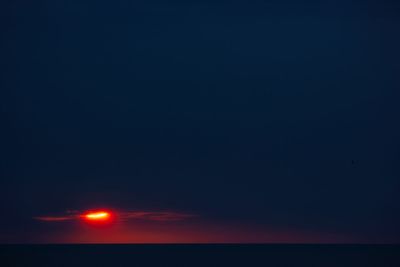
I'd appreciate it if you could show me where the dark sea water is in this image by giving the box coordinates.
[1,245,399,267]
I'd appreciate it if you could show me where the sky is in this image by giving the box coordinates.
[0,0,399,243]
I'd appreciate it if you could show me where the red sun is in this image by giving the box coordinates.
[82,210,115,225]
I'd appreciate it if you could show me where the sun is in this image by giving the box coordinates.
[85,211,110,220]
[82,210,114,225]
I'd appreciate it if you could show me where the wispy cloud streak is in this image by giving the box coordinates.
[121,211,197,221]
[34,216,75,222]
[34,210,197,222]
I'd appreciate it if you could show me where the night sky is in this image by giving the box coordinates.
[1,0,399,243]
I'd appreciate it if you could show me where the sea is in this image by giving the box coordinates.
[1,244,399,267]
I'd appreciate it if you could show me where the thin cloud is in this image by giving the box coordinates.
[34,216,76,222]
[121,211,197,221]
[34,210,197,222]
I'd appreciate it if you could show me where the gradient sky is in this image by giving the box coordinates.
[1,0,399,243]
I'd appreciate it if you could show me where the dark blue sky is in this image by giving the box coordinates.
[1,0,399,243]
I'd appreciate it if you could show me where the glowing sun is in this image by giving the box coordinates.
[82,210,114,224]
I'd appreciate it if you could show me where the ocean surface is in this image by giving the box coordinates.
[1,244,399,267]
